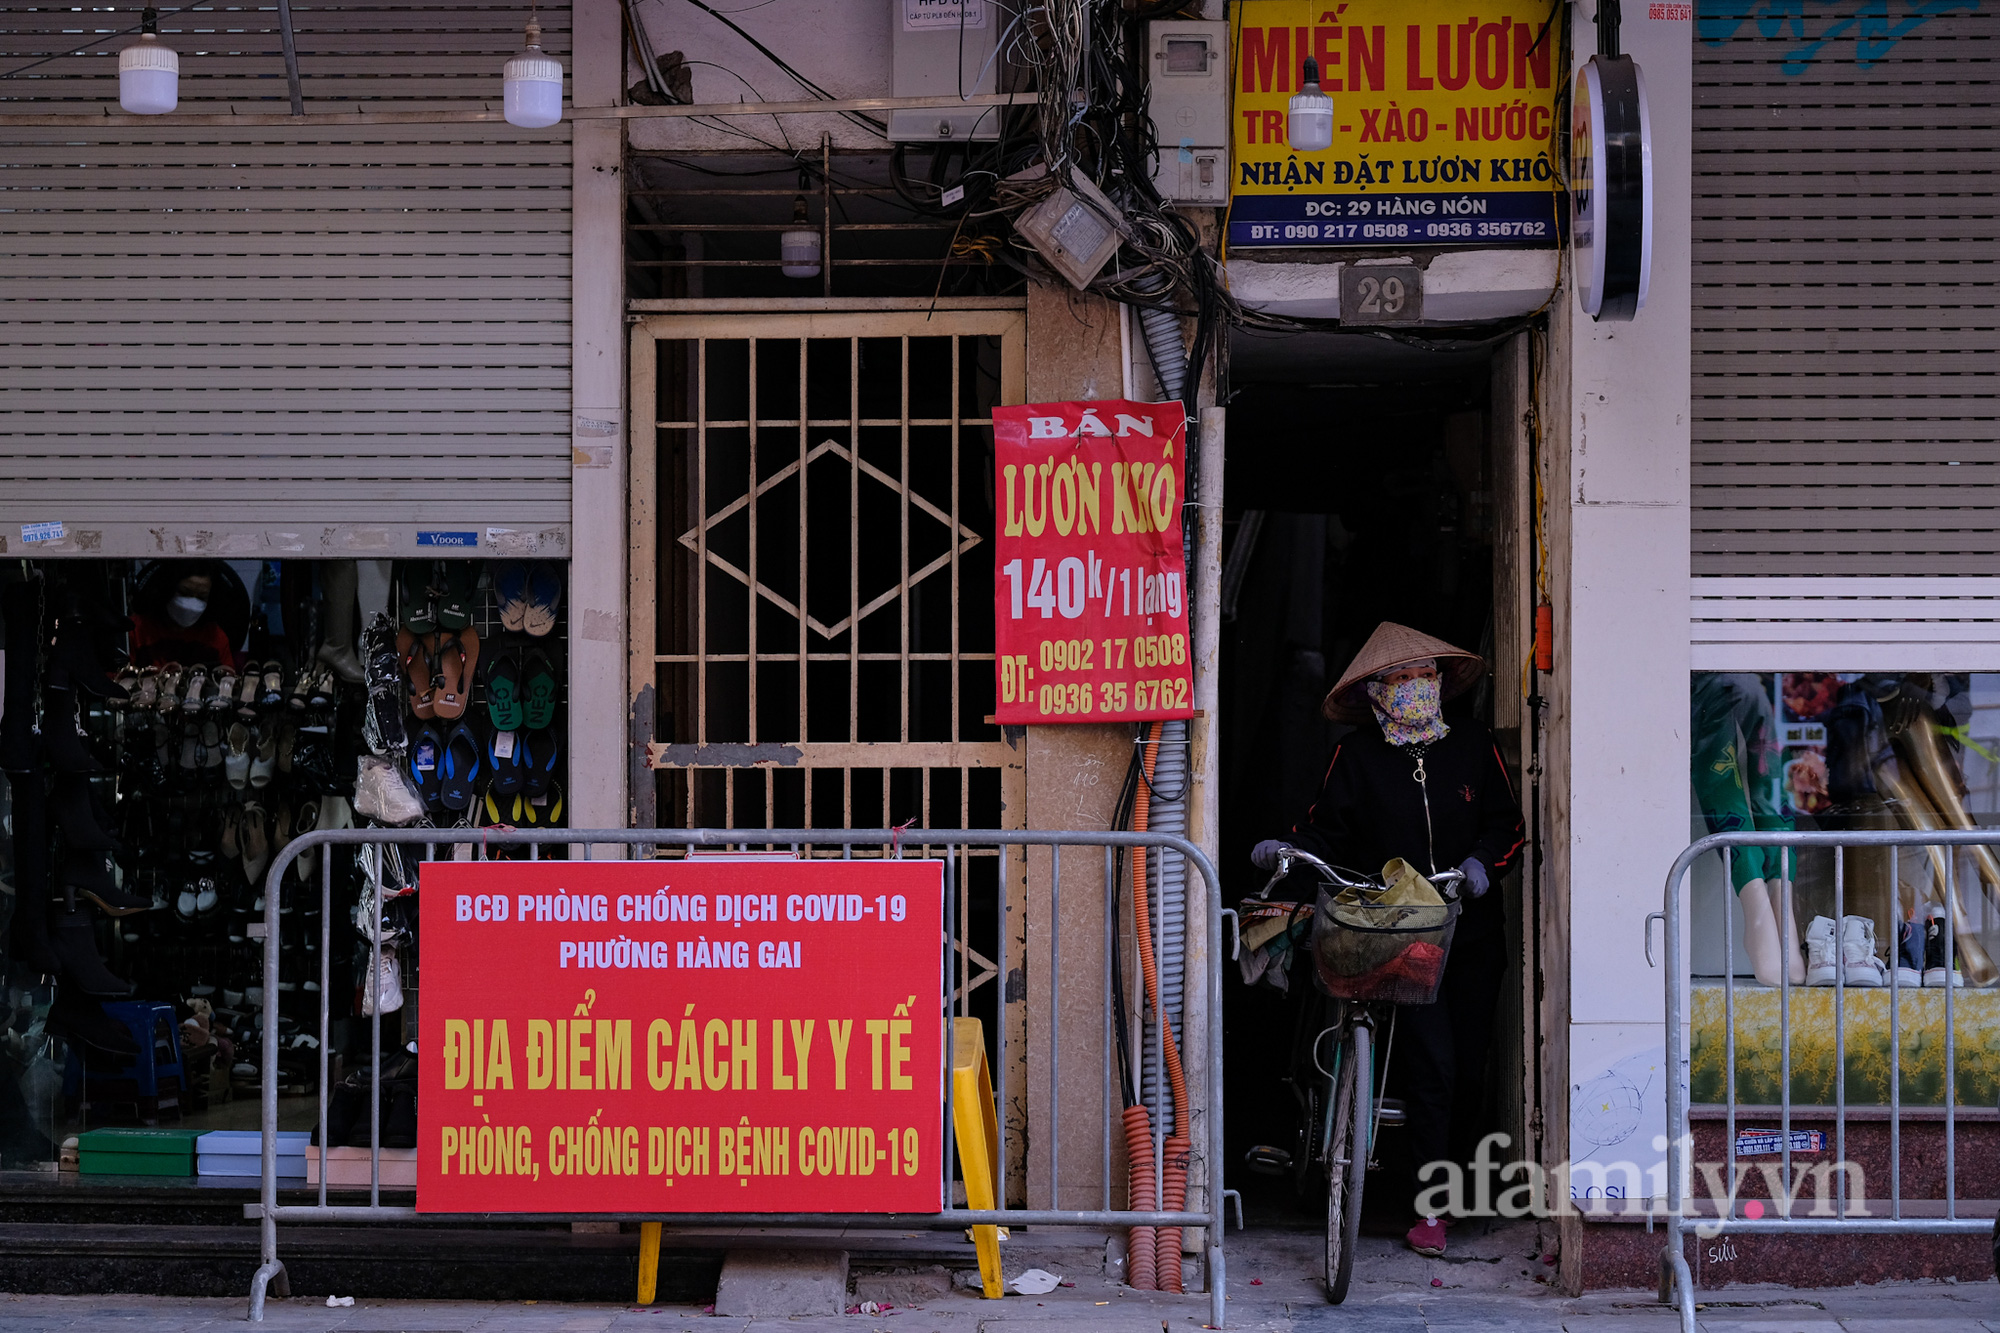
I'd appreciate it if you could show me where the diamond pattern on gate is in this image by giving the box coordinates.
[677,437,982,640]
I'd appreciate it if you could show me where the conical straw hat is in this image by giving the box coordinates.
[1322,621,1485,722]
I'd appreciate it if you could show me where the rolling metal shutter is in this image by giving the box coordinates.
[1692,8,1998,580]
[0,2,573,559]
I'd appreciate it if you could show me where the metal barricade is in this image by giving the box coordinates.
[1655,830,1998,1332]
[248,827,1232,1325]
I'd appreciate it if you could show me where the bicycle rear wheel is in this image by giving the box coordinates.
[1323,1023,1370,1303]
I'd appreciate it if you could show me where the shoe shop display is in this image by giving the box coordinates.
[1804,914,1886,987]
[44,990,141,1058]
[1923,909,1965,987]
[1895,918,1925,989]
[0,556,564,1185]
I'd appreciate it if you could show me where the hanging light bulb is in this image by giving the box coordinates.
[1287,57,1334,154]
[502,16,563,129]
[118,7,178,116]
[780,196,822,279]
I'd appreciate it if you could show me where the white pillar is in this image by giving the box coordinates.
[567,0,629,846]
[1560,2,1693,1192]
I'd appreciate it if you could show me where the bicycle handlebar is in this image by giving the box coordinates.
[1258,845,1464,902]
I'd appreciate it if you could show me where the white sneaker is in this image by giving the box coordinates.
[1804,916,1838,985]
[361,945,404,1016]
[1839,916,1886,986]
[1806,915,1885,986]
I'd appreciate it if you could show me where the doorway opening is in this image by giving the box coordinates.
[1217,329,1535,1240]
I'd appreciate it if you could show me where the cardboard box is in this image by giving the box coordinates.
[305,1144,417,1189]
[196,1130,308,1178]
[77,1127,198,1176]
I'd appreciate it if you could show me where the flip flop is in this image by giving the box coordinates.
[523,561,562,637]
[481,788,518,828]
[397,629,436,719]
[436,627,481,721]
[486,727,523,796]
[521,647,559,731]
[494,562,530,633]
[432,632,466,720]
[438,722,482,812]
[408,723,445,810]
[397,562,438,635]
[436,562,476,632]
[482,648,524,731]
[520,779,563,827]
[523,725,560,799]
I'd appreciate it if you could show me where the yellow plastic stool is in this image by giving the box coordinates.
[951,1017,1004,1299]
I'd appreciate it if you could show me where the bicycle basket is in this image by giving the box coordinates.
[1311,889,1461,1005]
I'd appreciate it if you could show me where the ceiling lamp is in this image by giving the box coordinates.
[1287,57,1333,153]
[118,7,178,116]
[503,17,563,129]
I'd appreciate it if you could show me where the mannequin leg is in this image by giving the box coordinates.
[1740,877,1805,987]
[356,560,392,623]
[315,561,364,683]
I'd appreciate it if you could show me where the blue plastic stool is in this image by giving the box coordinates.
[66,1001,186,1121]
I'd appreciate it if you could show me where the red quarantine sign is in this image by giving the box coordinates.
[992,398,1195,724]
[417,859,943,1213]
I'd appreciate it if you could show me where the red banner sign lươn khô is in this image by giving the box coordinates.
[417,858,943,1213]
[991,399,1195,725]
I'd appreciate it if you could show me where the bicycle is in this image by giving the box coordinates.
[1256,846,1463,1304]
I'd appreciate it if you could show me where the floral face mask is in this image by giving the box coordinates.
[1365,670,1449,747]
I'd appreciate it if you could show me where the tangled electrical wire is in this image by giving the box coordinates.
[656,0,1561,369]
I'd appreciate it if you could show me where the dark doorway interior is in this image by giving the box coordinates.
[1218,338,1510,1230]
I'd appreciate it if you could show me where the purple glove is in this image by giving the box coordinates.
[1251,839,1288,871]
[1457,856,1490,899]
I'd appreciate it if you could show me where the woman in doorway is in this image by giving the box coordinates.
[1252,621,1524,1259]
[130,560,247,670]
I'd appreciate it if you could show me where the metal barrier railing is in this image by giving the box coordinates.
[1655,830,1998,1331]
[247,827,1230,1325]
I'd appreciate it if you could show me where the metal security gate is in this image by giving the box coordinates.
[628,307,1026,831]
[1655,830,1997,1333]
[245,826,1231,1327]
[1692,8,2000,578]
[628,305,1030,1189]
[0,3,574,559]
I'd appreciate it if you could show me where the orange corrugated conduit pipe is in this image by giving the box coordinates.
[1123,721,1191,1291]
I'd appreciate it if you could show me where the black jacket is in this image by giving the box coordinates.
[1284,723,1525,938]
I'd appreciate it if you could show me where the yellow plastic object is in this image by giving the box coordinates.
[951,1017,1004,1299]
[637,1220,661,1304]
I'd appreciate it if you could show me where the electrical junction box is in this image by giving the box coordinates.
[890,0,1002,142]
[1147,19,1228,204]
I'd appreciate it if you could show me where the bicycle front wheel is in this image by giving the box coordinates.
[1324,1022,1370,1303]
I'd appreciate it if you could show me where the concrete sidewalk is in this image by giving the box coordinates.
[0,1221,1992,1333]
